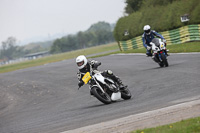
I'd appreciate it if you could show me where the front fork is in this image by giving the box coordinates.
[90,78,106,94]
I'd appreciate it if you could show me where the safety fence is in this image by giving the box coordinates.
[118,24,200,51]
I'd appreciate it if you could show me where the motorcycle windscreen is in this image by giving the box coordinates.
[152,38,160,47]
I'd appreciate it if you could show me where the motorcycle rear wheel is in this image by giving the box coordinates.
[91,87,112,104]
[121,88,132,100]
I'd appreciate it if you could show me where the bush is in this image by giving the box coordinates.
[114,0,200,41]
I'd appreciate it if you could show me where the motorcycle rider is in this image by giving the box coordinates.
[142,25,168,57]
[76,55,125,90]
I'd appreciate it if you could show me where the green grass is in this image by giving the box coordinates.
[123,41,200,53]
[132,116,200,133]
[0,41,199,73]
[0,43,119,73]
[91,41,200,58]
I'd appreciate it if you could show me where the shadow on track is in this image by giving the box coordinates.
[78,103,107,110]
[142,62,182,71]
[80,98,134,110]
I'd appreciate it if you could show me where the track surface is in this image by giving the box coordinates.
[0,53,200,133]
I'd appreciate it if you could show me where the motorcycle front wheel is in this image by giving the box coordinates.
[159,62,164,67]
[91,87,112,104]
[160,52,169,67]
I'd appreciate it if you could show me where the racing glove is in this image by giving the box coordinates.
[163,39,167,46]
[147,46,151,50]
[78,80,84,88]
[162,39,166,43]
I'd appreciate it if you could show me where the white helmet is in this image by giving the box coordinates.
[143,25,151,35]
[76,55,87,69]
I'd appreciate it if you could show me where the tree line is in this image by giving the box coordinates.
[114,0,200,41]
[50,21,115,54]
[0,21,115,61]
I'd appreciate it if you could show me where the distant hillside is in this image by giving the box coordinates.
[14,21,116,56]
[23,40,54,53]
[50,21,116,54]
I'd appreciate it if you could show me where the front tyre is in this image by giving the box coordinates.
[121,88,132,100]
[91,87,112,104]
[160,52,169,67]
[159,62,164,67]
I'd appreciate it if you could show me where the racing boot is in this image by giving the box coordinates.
[164,49,169,56]
[105,70,126,90]
[146,53,152,57]
[146,49,152,57]
[115,76,126,90]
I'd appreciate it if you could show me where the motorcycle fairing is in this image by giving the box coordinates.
[111,92,121,101]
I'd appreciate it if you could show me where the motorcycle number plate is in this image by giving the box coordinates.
[161,44,164,48]
[82,72,91,84]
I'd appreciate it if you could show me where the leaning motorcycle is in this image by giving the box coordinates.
[150,38,169,67]
[79,70,132,104]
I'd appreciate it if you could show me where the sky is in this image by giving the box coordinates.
[0,0,126,45]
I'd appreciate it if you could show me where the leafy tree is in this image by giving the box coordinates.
[114,0,200,41]
[77,31,87,48]
[0,37,30,60]
[87,21,112,32]
[0,37,18,60]
[124,0,179,14]
[125,0,144,14]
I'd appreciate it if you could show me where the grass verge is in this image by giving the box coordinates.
[0,41,199,73]
[122,41,200,54]
[91,41,200,58]
[132,116,200,133]
[0,43,118,73]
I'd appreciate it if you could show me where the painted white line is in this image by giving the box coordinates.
[61,99,200,133]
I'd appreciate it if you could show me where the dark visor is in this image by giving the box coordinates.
[145,29,150,33]
[77,61,84,66]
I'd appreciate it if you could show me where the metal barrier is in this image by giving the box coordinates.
[118,24,200,51]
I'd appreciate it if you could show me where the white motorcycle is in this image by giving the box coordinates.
[79,70,132,104]
[149,38,169,67]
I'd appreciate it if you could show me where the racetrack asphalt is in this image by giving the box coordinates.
[0,53,200,133]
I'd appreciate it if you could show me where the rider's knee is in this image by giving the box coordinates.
[146,49,152,56]
[104,70,113,75]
